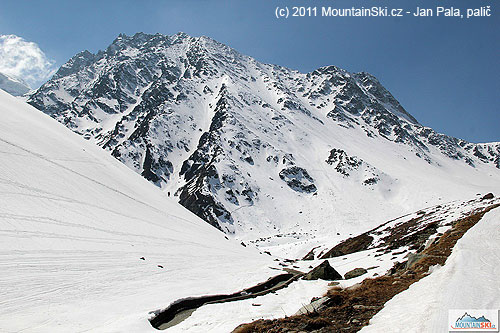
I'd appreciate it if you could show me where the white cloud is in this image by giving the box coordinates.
[0,34,56,88]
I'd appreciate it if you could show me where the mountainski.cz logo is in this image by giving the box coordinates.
[449,309,499,331]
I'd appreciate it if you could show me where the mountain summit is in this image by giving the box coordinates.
[27,32,500,255]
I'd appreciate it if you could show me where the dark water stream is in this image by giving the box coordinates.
[150,272,302,330]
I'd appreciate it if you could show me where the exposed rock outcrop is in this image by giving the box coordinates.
[303,260,342,281]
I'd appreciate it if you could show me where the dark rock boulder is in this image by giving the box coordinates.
[303,260,342,281]
[344,267,368,280]
[320,233,373,259]
[481,193,494,200]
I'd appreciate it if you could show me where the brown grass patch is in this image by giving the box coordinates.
[233,204,499,333]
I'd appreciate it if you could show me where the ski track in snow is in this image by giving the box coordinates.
[0,90,283,332]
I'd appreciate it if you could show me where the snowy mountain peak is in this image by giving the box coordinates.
[27,32,500,244]
[0,72,30,96]
[353,71,418,124]
[52,50,96,80]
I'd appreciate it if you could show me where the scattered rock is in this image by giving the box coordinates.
[320,234,373,259]
[482,193,494,200]
[303,260,343,281]
[344,268,368,280]
[388,261,407,275]
[353,304,380,310]
[405,253,427,269]
[294,296,330,315]
[158,265,164,268]
[140,257,145,260]
[302,248,316,261]
[330,285,342,292]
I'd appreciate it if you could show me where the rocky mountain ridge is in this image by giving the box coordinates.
[27,32,500,255]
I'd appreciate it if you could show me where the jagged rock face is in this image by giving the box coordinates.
[279,166,317,193]
[27,32,500,240]
[325,148,390,186]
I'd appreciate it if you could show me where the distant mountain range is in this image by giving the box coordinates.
[0,72,30,96]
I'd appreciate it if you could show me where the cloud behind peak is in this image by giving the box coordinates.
[0,34,56,88]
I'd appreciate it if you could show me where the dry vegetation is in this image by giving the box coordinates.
[233,203,499,333]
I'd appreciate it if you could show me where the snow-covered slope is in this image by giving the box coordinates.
[0,72,30,96]
[27,32,500,257]
[0,89,275,332]
[360,207,500,333]
[170,196,500,332]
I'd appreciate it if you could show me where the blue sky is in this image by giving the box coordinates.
[0,0,498,142]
